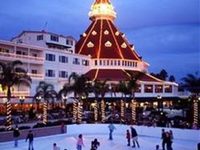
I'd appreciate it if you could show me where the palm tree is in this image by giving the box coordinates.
[68,73,90,123]
[127,72,142,124]
[98,80,109,122]
[118,80,130,122]
[33,81,57,125]
[182,73,200,125]
[0,60,31,130]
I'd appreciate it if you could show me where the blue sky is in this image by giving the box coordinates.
[0,0,199,82]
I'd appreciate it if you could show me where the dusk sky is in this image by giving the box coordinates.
[0,0,199,82]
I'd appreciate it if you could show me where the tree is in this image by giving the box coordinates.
[58,83,72,110]
[169,75,175,82]
[68,72,90,123]
[33,81,57,125]
[182,73,200,95]
[182,73,200,125]
[0,60,31,130]
[159,69,168,81]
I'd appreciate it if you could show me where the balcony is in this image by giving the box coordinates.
[0,51,44,64]
[27,73,44,80]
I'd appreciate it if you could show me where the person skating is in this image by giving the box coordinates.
[130,126,140,148]
[91,138,100,150]
[126,129,131,146]
[13,125,20,147]
[26,130,34,150]
[165,132,173,150]
[108,123,116,140]
[76,134,84,150]
[53,143,60,150]
[161,129,167,150]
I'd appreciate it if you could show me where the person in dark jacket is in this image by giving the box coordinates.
[165,132,173,150]
[26,130,34,150]
[13,125,20,147]
[91,138,100,150]
[130,126,140,148]
[161,129,167,150]
[126,129,131,146]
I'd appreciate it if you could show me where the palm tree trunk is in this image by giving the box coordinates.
[101,99,105,122]
[94,99,98,122]
[193,99,199,125]
[6,87,12,130]
[73,101,77,123]
[77,99,83,124]
[120,99,125,123]
[131,99,136,124]
[43,101,47,125]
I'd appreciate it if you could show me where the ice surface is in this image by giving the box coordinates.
[0,124,198,150]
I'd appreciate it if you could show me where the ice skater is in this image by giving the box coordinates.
[76,134,84,150]
[126,129,131,146]
[53,143,60,150]
[108,123,116,140]
[165,132,173,150]
[26,130,34,150]
[91,138,100,150]
[161,129,167,150]
[130,126,140,148]
[13,125,20,147]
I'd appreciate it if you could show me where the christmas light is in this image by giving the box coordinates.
[94,100,98,122]
[193,99,198,124]
[131,99,136,123]
[73,101,77,123]
[120,99,125,122]
[43,101,47,125]
[6,100,12,130]
[101,99,105,122]
[77,101,83,124]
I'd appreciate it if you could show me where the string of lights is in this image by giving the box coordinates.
[131,99,136,123]
[43,101,47,125]
[101,99,105,122]
[120,99,124,122]
[6,101,12,130]
[94,100,98,122]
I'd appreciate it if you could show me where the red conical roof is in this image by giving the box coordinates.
[76,19,141,60]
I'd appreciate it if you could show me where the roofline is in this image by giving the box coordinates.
[10,30,76,41]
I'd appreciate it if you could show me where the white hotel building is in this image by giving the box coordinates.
[0,30,179,105]
[0,31,90,104]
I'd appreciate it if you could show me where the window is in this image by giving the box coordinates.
[82,59,89,66]
[31,70,37,74]
[144,85,153,93]
[45,69,55,77]
[95,60,97,66]
[59,71,68,78]
[37,35,43,41]
[155,85,163,93]
[136,84,141,93]
[66,39,73,45]
[16,51,22,55]
[46,53,55,61]
[164,85,172,93]
[59,56,68,63]
[73,58,80,65]
[50,35,59,42]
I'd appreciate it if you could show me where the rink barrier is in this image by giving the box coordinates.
[0,124,199,142]
[0,125,66,142]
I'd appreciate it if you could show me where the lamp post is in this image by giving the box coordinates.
[157,95,162,111]
[19,96,25,111]
[62,95,68,109]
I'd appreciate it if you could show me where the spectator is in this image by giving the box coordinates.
[26,130,34,150]
[13,125,20,147]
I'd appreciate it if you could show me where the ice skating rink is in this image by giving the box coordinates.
[0,124,199,150]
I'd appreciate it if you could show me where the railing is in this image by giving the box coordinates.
[0,51,44,62]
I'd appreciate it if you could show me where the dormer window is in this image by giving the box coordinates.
[37,35,43,41]
[87,41,94,48]
[105,41,112,47]
[50,35,59,42]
